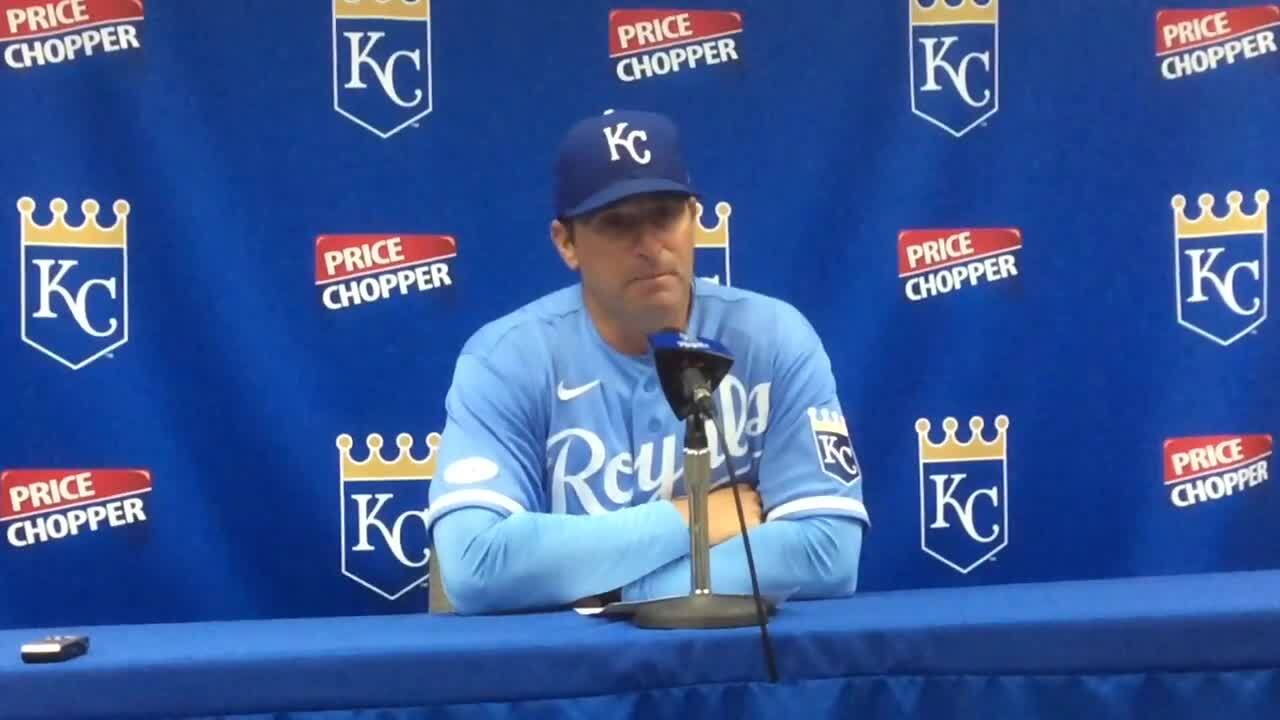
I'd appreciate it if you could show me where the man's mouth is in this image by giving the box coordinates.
[634,271,674,283]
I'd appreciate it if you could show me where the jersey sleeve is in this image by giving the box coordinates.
[753,302,870,527]
[427,346,548,530]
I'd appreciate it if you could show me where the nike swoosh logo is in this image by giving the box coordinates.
[557,379,600,401]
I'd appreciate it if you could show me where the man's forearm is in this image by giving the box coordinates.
[620,515,864,602]
[432,503,691,614]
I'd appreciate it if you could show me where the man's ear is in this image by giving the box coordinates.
[550,219,580,271]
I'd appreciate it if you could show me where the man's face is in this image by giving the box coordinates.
[556,192,697,326]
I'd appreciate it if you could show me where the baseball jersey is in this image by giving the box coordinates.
[427,278,869,530]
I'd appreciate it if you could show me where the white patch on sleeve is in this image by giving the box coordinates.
[443,457,499,485]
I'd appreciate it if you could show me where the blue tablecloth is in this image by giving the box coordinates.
[2,570,1279,719]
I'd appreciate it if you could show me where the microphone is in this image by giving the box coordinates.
[611,328,779,682]
[647,330,732,420]
[681,366,714,416]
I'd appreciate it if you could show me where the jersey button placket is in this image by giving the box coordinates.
[645,378,665,432]
[628,374,656,434]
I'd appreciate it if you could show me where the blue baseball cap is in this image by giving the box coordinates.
[554,109,698,219]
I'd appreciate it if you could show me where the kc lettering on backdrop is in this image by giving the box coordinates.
[917,415,1010,574]
[18,197,130,370]
[1,0,143,71]
[332,0,433,138]
[909,0,998,137]
[1173,190,1269,346]
[337,432,438,600]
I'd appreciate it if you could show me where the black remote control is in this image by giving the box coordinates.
[20,635,89,664]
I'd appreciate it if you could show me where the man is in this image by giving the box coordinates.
[427,109,869,615]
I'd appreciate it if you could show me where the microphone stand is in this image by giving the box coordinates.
[631,404,775,630]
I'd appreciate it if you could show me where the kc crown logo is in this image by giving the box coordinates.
[1157,6,1279,80]
[909,0,998,137]
[609,9,743,83]
[1163,434,1271,508]
[917,415,1009,573]
[338,431,438,600]
[1173,190,1268,346]
[899,228,1021,301]
[19,197,129,370]
[315,233,455,310]
[3,469,151,548]
[2,0,143,71]
[809,408,862,485]
[694,200,732,286]
[332,0,433,139]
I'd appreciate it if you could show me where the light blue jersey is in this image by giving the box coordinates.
[427,279,869,533]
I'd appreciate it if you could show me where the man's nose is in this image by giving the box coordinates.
[633,224,666,260]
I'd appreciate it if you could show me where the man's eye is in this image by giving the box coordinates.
[657,204,682,223]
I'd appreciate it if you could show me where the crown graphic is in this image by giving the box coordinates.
[910,0,997,25]
[915,415,1008,461]
[334,0,429,20]
[17,197,129,248]
[1172,190,1269,238]
[808,407,849,436]
[695,201,731,249]
[336,432,441,481]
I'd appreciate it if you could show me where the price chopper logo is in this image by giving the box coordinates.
[917,415,1009,573]
[1156,6,1279,80]
[315,234,455,310]
[2,469,151,549]
[898,228,1021,301]
[909,0,998,137]
[18,197,129,370]
[338,432,439,600]
[694,200,732,286]
[1163,435,1271,508]
[1,0,143,71]
[609,9,743,83]
[1173,190,1268,346]
[332,0,433,139]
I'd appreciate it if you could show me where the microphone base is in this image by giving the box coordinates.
[629,593,774,630]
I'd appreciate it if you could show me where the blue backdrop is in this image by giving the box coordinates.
[1,0,1277,630]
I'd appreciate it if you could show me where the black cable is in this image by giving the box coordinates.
[713,417,779,683]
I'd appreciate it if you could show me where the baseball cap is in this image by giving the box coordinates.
[553,109,698,220]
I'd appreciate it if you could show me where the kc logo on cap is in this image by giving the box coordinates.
[603,120,652,165]
[554,109,698,219]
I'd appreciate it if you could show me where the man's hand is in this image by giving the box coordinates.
[671,484,763,546]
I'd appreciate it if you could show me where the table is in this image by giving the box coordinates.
[2,570,1279,719]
